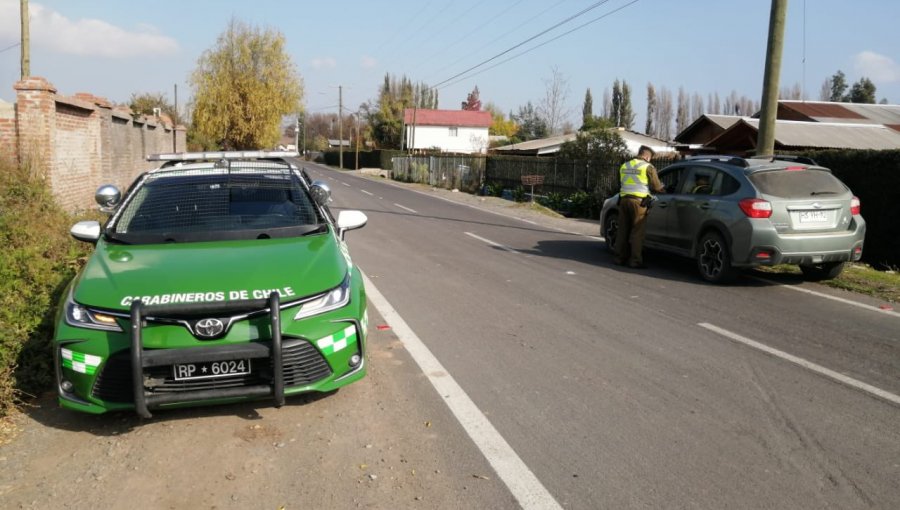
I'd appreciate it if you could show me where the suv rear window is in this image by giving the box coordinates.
[748,168,847,199]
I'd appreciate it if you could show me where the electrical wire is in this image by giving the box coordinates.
[0,42,21,54]
[437,0,639,91]
[430,0,614,89]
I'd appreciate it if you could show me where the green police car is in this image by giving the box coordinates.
[56,151,368,417]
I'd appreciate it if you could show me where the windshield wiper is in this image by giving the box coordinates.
[810,191,837,196]
[301,224,328,236]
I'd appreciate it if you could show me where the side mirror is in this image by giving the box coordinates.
[95,184,121,213]
[309,180,332,206]
[70,220,101,243]
[336,210,367,240]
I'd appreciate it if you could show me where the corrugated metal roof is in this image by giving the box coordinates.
[779,100,900,125]
[673,114,745,143]
[710,119,900,150]
[403,109,492,127]
[492,129,674,155]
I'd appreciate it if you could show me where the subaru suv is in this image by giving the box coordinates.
[56,151,369,417]
[600,155,865,283]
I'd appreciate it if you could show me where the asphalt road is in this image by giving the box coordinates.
[306,162,900,510]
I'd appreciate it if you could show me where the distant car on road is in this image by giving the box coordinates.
[600,155,866,283]
[56,151,369,417]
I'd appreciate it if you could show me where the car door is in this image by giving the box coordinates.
[669,165,723,252]
[644,166,682,247]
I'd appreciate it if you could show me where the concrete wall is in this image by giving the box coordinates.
[8,77,186,210]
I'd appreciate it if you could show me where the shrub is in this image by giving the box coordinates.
[0,158,92,417]
[512,186,526,202]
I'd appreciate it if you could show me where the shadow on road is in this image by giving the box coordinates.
[22,389,337,437]
[513,238,796,289]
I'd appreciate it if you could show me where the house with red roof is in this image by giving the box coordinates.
[403,109,492,154]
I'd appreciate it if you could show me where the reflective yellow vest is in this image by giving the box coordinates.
[619,158,650,198]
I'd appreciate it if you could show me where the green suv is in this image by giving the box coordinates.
[56,152,368,417]
[600,155,866,283]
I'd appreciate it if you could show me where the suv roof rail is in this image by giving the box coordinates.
[148,150,299,162]
[749,154,818,166]
[685,155,750,167]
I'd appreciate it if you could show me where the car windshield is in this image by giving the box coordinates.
[108,162,324,244]
[748,168,847,199]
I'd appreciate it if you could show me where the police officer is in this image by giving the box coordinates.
[614,145,665,268]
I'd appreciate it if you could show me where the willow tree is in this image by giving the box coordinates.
[190,19,303,150]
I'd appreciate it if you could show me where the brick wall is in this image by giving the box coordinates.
[10,77,186,210]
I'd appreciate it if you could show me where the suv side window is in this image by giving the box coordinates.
[684,166,717,195]
[658,167,683,194]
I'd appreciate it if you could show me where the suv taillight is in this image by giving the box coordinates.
[739,198,772,218]
[850,196,860,215]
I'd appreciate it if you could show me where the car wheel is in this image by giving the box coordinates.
[697,231,735,283]
[799,261,845,281]
[603,212,618,253]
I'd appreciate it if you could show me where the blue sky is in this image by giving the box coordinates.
[1,0,898,133]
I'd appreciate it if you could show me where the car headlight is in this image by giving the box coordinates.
[65,293,123,332]
[293,275,351,321]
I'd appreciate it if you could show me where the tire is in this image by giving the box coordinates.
[696,231,735,283]
[603,212,618,253]
[799,261,845,281]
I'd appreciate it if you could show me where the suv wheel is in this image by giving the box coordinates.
[799,261,845,281]
[697,231,735,283]
[603,212,618,253]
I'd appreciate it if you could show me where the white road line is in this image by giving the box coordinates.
[699,322,900,406]
[341,182,351,187]
[360,190,374,196]
[751,275,900,318]
[362,273,562,509]
[393,203,418,214]
[464,232,519,254]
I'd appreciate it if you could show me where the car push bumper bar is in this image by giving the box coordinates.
[129,293,284,419]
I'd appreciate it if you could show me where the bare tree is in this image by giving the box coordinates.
[819,78,832,101]
[656,86,674,140]
[602,87,611,119]
[676,86,690,134]
[712,92,721,115]
[779,82,803,100]
[691,92,704,123]
[537,66,572,135]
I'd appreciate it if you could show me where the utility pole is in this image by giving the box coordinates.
[354,112,360,170]
[338,85,343,169]
[173,83,178,152]
[757,0,787,156]
[295,114,300,155]
[20,0,29,78]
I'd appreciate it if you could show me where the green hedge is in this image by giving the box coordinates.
[796,149,900,268]
[0,159,93,417]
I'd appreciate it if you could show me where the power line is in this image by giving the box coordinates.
[438,0,639,91]
[425,0,565,82]
[0,42,21,54]
[430,0,615,89]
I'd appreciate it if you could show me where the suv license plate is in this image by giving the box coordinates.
[799,210,828,223]
[173,359,250,380]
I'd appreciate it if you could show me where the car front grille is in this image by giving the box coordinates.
[91,338,332,404]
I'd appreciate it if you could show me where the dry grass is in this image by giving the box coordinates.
[756,263,900,303]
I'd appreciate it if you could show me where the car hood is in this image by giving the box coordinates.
[74,233,348,311]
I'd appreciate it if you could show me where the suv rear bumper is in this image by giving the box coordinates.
[730,217,866,267]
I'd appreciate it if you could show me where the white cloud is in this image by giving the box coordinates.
[360,56,377,69]
[311,57,337,69]
[0,1,178,58]
[853,51,900,84]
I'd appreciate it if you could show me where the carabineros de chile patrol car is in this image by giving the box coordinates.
[57,151,368,417]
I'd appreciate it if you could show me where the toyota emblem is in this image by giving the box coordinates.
[195,318,225,338]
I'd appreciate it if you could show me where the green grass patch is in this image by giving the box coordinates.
[756,263,900,303]
[0,158,94,418]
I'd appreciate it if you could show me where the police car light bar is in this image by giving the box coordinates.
[148,151,300,161]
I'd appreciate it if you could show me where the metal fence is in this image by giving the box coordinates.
[391,154,677,199]
[391,155,486,193]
